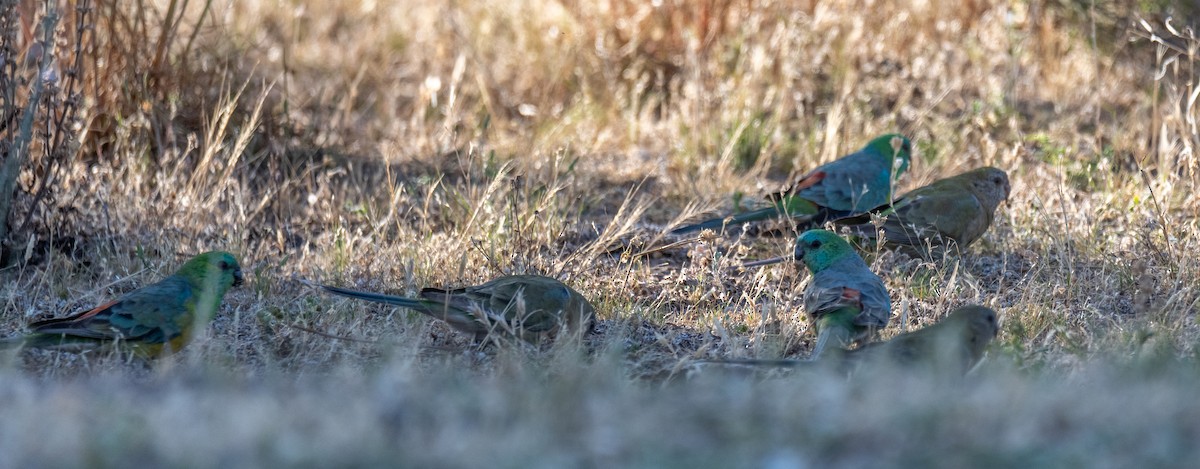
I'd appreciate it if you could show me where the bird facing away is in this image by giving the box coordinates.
[744,229,891,358]
[671,134,913,235]
[2,251,244,357]
[834,166,1010,255]
[704,304,999,376]
[315,275,595,343]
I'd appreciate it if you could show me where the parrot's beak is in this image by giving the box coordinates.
[233,269,245,287]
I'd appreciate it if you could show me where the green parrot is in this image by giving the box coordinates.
[744,229,892,358]
[834,166,1011,254]
[703,305,999,375]
[315,275,596,343]
[671,134,913,235]
[1,251,244,357]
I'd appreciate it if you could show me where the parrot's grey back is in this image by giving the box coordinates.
[807,256,891,328]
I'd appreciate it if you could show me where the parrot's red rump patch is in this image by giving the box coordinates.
[73,300,119,321]
[790,171,826,192]
[840,288,862,302]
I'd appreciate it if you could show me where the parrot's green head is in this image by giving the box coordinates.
[177,251,245,291]
[792,230,856,273]
[864,133,913,178]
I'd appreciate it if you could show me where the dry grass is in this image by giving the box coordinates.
[1,0,1199,465]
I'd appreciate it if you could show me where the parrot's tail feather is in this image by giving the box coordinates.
[318,284,427,309]
[731,208,814,228]
[26,301,118,331]
[811,326,855,360]
[670,207,808,235]
[7,333,104,352]
[417,288,458,303]
[668,216,740,235]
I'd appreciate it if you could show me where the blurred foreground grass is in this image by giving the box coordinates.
[3,352,1199,466]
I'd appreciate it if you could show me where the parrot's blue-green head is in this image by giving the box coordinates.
[792,230,857,273]
[177,251,244,290]
[741,230,859,271]
[864,133,913,178]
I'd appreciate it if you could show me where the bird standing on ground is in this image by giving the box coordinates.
[704,304,1000,376]
[2,251,244,357]
[671,134,913,235]
[314,275,595,343]
[745,229,892,358]
[835,166,1011,254]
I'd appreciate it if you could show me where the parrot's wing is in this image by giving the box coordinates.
[29,276,193,344]
[478,276,572,333]
[789,150,895,212]
[876,188,984,246]
[802,283,863,321]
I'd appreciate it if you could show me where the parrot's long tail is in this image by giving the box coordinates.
[670,206,813,235]
[811,321,857,360]
[3,333,97,351]
[317,284,427,310]
[0,333,88,351]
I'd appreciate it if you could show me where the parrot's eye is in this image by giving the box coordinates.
[810,240,822,249]
[218,260,230,270]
